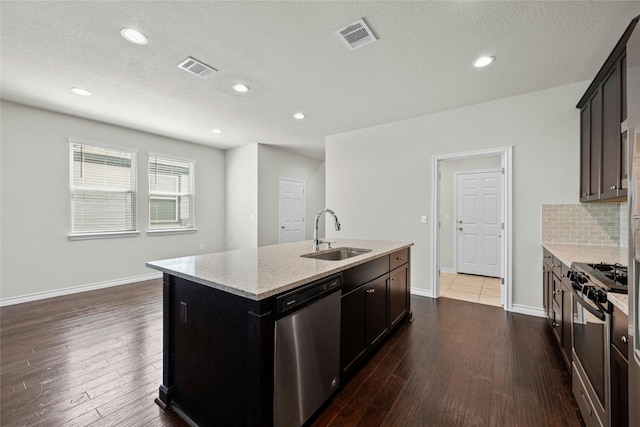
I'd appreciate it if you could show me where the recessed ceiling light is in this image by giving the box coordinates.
[473,56,495,68]
[71,87,92,96]
[120,28,148,45]
[232,83,250,93]
[211,129,223,134]
[293,113,306,120]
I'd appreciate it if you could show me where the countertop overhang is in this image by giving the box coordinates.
[147,239,413,300]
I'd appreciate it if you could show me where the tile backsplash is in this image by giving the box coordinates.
[541,203,628,247]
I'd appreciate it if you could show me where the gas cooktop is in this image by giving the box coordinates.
[572,262,628,293]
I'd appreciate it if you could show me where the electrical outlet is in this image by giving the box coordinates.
[180,302,188,323]
[199,243,204,251]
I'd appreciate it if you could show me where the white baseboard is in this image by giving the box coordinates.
[410,287,434,298]
[510,304,545,318]
[439,267,456,274]
[0,273,163,307]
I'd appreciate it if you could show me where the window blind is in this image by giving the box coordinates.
[148,154,195,230]
[70,140,137,234]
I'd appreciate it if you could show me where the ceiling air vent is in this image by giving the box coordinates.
[335,18,377,50]
[177,57,217,79]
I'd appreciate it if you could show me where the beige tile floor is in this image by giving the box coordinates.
[439,272,502,307]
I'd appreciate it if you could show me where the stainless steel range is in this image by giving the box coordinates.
[573,262,628,293]
[569,262,628,427]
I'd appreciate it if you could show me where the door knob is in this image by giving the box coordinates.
[281,226,285,230]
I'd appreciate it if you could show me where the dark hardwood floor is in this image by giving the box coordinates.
[0,280,582,426]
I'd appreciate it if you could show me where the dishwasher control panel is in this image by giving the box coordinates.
[276,274,342,317]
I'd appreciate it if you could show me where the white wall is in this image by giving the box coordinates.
[224,144,258,250]
[0,101,226,301]
[326,81,587,311]
[224,143,326,249]
[257,144,325,246]
[439,156,501,271]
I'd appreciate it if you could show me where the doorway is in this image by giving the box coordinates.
[279,177,305,244]
[432,147,512,311]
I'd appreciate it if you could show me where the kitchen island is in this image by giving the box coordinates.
[146,239,413,427]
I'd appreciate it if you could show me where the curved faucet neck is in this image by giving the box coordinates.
[313,209,340,251]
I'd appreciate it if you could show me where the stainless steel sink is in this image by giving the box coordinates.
[300,247,372,261]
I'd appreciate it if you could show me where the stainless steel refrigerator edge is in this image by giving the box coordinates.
[628,18,640,427]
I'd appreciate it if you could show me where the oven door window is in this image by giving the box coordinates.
[573,293,606,407]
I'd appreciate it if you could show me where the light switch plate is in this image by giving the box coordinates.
[421,215,427,224]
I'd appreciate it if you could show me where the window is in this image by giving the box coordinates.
[69,139,138,238]
[148,153,195,231]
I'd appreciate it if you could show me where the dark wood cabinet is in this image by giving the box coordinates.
[611,345,629,427]
[340,248,411,378]
[577,20,637,202]
[560,268,573,370]
[340,282,368,375]
[389,263,409,328]
[580,103,593,200]
[367,275,389,348]
[340,275,390,377]
[542,248,571,372]
[611,305,629,427]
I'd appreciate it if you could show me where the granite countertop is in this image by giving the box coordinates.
[608,293,629,315]
[147,239,413,301]
[542,243,628,267]
[542,243,629,315]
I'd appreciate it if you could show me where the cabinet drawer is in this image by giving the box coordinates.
[543,248,553,268]
[611,305,629,357]
[390,248,409,270]
[342,256,389,294]
[552,274,564,307]
[572,363,604,427]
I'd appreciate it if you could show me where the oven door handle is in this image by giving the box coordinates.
[571,288,606,321]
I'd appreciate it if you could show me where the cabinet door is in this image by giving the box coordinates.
[610,344,629,427]
[367,275,389,348]
[551,273,563,347]
[543,263,552,322]
[601,64,623,199]
[590,90,603,200]
[561,278,572,370]
[580,105,592,200]
[340,286,367,376]
[389,264,409,329]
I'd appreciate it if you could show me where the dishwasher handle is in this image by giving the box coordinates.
[275,274,342,318]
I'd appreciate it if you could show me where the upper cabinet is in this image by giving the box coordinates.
[578,17,638,202]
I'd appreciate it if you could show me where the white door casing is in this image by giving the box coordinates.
[279,178,305,244]
[456,170,502,277]
[431,146,512,312]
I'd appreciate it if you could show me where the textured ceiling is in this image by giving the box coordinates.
[2,1,640,159]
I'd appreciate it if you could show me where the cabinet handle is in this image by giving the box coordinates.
[554,289,563,294]
[622,336,628,345]
[611,185,618,190]
[581,193,588,197]
[396,257,404,261]
[544,255,551,259]
[553,322,560,327]
[552,264,560,269]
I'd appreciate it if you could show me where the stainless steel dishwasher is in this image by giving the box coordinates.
[274,273,342,427]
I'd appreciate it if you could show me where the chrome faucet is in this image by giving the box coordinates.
[313,208,341,251]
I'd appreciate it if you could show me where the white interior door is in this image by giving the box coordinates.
[279,178,305,244]
[456,171,501,277]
